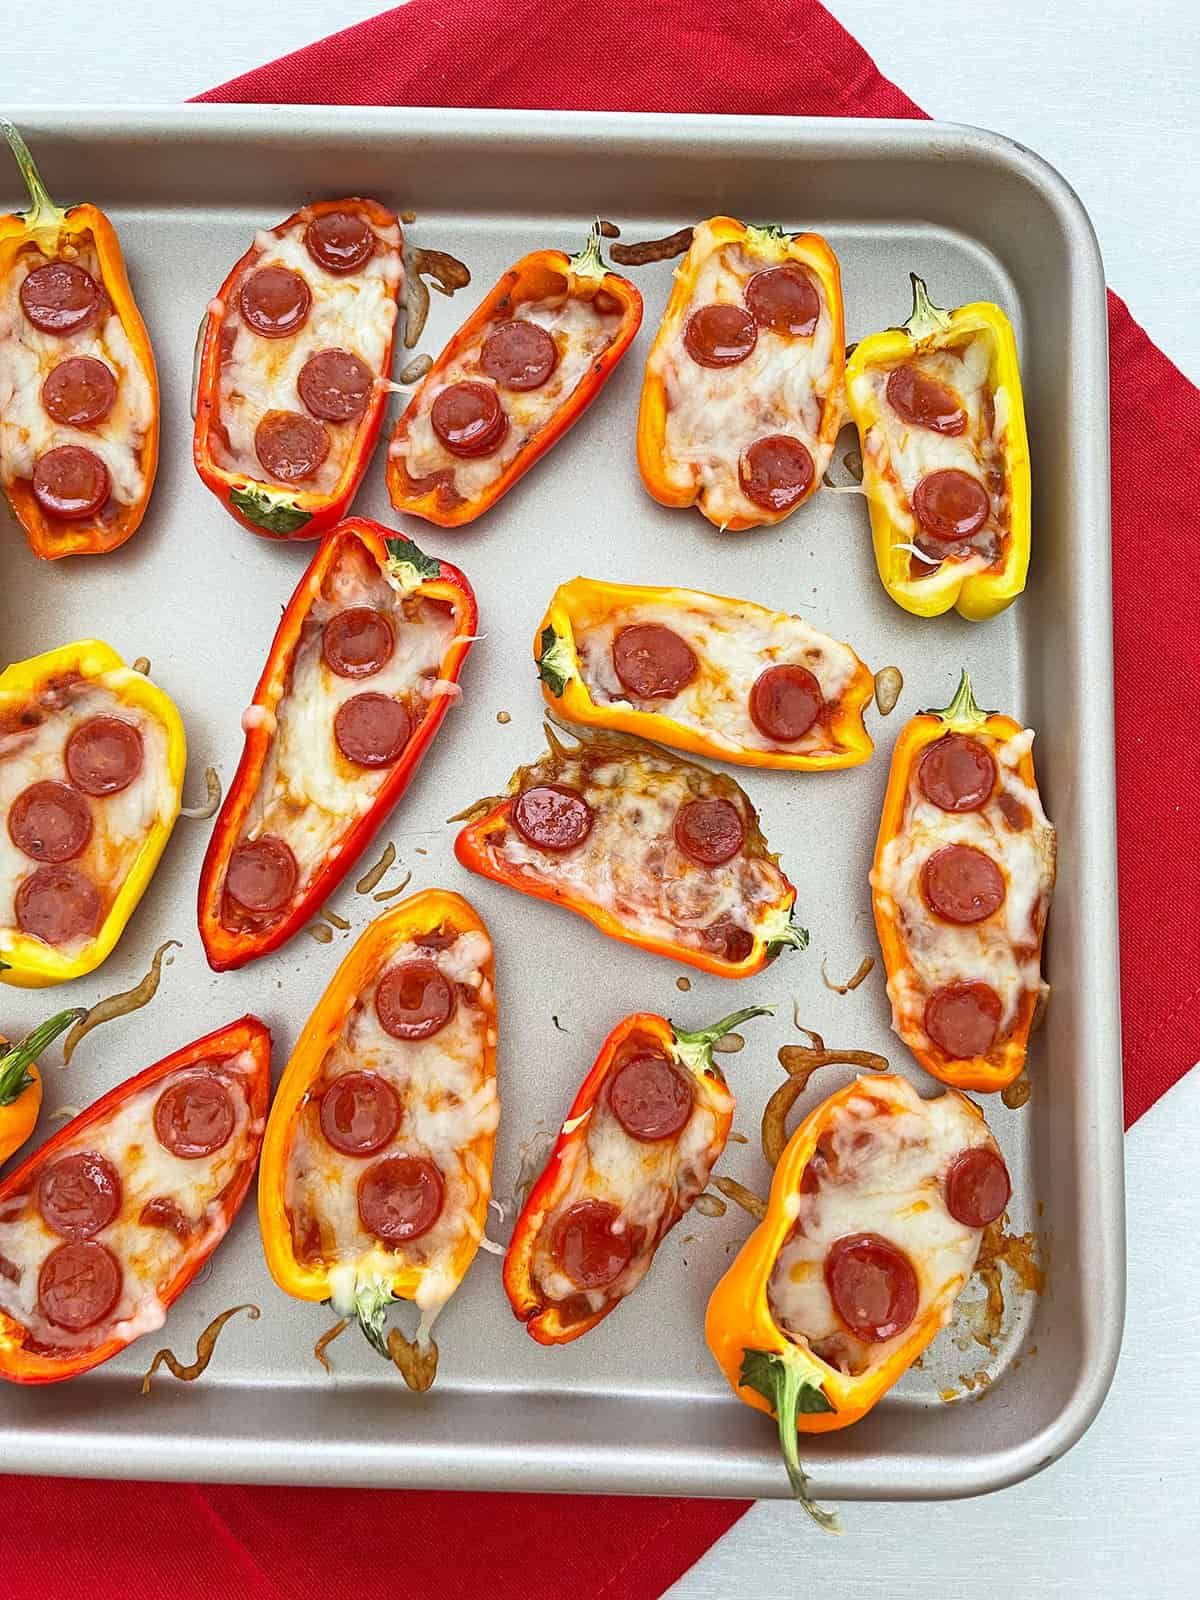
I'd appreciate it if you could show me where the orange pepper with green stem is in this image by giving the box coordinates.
[0,1008,86,1166]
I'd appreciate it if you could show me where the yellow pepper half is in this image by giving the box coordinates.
[0,641,186,987]
[845,275,1031,620]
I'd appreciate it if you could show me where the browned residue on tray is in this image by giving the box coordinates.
[404,248,471,349]
[355,842,396,895]
[820,954,875,994]
[140,1304,259,1394]
[388,1326,439,1391]
[712,1175,767,1222]
[610,226,694,267]
[967,1220,1046,1353]
[1001,1073,1032,1109]
[62,939,180,1065]
[763,1025,888,1167]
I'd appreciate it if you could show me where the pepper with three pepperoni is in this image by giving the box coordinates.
[386,224,642,527]
[198,519,477,970]
[845,274,1031,619]
[0,1008,86,1166]
[0,121,159,560]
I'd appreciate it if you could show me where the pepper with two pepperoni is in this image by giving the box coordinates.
[0,1008,86,1166]
[0,121,158,559]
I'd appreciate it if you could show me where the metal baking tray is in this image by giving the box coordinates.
[0,106,1123,1500]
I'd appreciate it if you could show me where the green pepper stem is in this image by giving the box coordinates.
[0,1008,86,1107]
[671,1006,773,1074]
[1,119,62,233]
[927,667,991,729]
[385,534,440,588]
[738,1347,841,1533]
[903,273,953,341]
[569,221,608,282]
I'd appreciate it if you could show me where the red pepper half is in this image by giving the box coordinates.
[198,518,478,971]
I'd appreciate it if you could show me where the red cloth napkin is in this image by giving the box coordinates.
[12,3,1200,1596]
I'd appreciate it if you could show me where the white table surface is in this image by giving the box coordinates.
[3,2,1198,1594]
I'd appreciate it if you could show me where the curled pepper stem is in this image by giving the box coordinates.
[927,667,992,730]
[569,220,609,283]
[738,1347,840,1533]
[672,1006,774,1074]
[0,1008,86,1106]
[903,272,954,341]
[1,119,62,235]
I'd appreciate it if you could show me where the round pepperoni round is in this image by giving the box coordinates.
[738,434,814,513]
[357,1154,444,1242]
[15,865,101,946]
[917,733,996,813]
[944,1146,1011,1229]
[7,781,93,863]
[305,211,375,275]
[32,445,110,521]
[430,382,508,458]
[225,835,298,914]
[319,1071,401,1156]
[609,1052,694,1142]
[551,1200,633,1289]
[924,982,1003,1059]
[744,265,820,336]
[322,608,395,680]
[36,1152,122,1240]
[886,364,967,436]
[511,784,594,853]
[748,663,822,742]
[41,356,118,428]
[479,319,559,391]
[674,797,744,867]
[298,348,374,423]
[240,266,312,338]
[154,1073,236,1160]
[683,303,757,368]
[611,623,698,700]
[66,715,144,797]
[824,1232,919,1343]
[37,1240,122,1332]
[375,959,456,1041]
[912,468,990,542]
[20,262,103,336]
[254,409,330,484]
[333,692,411,768]
[922,844,1006,925]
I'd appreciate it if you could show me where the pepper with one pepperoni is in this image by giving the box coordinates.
[505,1006,767,1344]
[0,1015,270,1384]
[706,1073,1012,1528]
[0,1009,85,1166]
[198,519,477,971]
[1,640,186,988]
[845,274,1031,619]
[536,577,874,770]
[871,670,1055,1092]
[193,198,404,538]
[259,890,496,1390]
[0,121,159,560]
[386,225,642,527]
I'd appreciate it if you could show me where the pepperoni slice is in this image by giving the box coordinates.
[305,211,375,275]
[375,959,456,1041]
[15,865,101,946]
[912,469,990,542]
[37,1240,122,1332]
[478,320,559,391]
[41,357,118,428]
[922,844,1006,925]
[702,916,754,965]
[430,381,508,458]
[333,692,411,768]
[551,1199,633,1289]
[254,409,330,484]
[683,303,757,368]
[744,265,820,336]
[824,1233,919,1343]
[239,266,312,338]
[322,608,395,679]
[153,1073,236,1159]
[996,790,1031,831]
[36,1152,122,1240]
[298,349,374,423]
[609,1052,694,1142]
[924,982,1003,1059]
[357,1154,444,1242]
[7,781,93,863]
[320,1071,401,1156]
[739,435,814,514]
[19,262,103,336]
[944,1147,1012,1229]
[32,445,110,520]
[611,623,698,700]
[511,784,594,852]
[674,797,744,867]
[749,663,823,742]
[225,836,298,914]
[886,364,967,436]
[65,715,144,796]
[917,734,996,813]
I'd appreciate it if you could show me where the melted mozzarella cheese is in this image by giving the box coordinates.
[0,239,155,503]
[768,1076,992,1375]
[0,1052,259,1353]
[389,289,623,500]
[284,929,497,1315]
